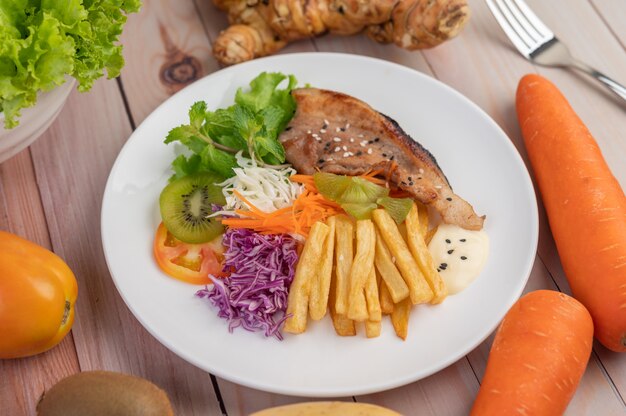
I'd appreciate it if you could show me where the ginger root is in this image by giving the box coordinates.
[212,0,470,65]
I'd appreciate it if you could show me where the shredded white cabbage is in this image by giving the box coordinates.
[212,152,303,215]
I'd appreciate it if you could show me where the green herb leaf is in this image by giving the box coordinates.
[171,154,201,181]
[165,125,197,144]
[164,72,298,179]
[200,144,237,178]
[189,101,207,129]
[254,132,285,163]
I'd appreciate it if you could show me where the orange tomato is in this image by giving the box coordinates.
[153,223,224,285]
[0,231,78,359]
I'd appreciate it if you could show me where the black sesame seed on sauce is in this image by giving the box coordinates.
[460,239,466,242]
[382,153,387,157]
[318,159,325,164]
[389,155,395,161]
[446,197,452,201]
[322,122,328,130]
[447,249,454,254]
[445,239,451,244]
[374,137,380,142]
[356,151,362,156]
[461,256,468,260]
[285,126,292,131]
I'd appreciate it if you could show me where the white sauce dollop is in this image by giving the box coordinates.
[427,224,489,294]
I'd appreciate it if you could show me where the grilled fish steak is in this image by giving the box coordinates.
[279,88,485,230]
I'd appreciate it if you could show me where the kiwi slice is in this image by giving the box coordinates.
[342,202,378,220]
[339,177,389,204]
[159,173,226,243]
[313,172,352,201]
[377,197,414,224]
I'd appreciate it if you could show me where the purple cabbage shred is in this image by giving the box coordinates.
[196,228,298,340]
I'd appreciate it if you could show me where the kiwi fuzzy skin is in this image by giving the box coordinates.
[36,371,174,416]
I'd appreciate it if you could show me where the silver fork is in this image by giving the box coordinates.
[486,0,626,102]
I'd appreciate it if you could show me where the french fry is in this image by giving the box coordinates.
[330,311,357,336]
[405,204,448,304]
[417,202,429,238]
[347,220,376,322]
[309,216,336,320]
[374,228,409,303]
[378,271,395,315]
[349,291,368,322]
[365,268,382,322]
[365,319,382,338]
[425,225,438,245]
[328,256,356,336]
[334,215,354,315]
[391,298,411,340]
[284,222,329,334]
[372,209,433,305]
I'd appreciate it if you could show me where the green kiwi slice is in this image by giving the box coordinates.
[159,173,226,243]
[377,196,413,224]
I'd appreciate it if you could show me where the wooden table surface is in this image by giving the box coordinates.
[1,0,625,415]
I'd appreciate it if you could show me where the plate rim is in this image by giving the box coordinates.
[101,52,539,397]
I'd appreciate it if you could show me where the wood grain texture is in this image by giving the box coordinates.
[120,0,218,124]
[527,0,626,187]
[217,379,352,416]
[26,78,222,416]
[357,361,480,415]
[589,0,626,50]
[0,149,81,416]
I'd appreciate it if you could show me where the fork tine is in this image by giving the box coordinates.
[494,0,537,50]
[508,0,554,40]
[486,0,533,57]
[501,0,543,42]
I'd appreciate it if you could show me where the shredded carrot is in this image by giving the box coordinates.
[222,171,412,236]
[221,177,342,237]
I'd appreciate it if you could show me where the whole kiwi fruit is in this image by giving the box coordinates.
[36,371,174,416]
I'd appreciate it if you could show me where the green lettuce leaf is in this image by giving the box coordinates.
[165,72,298,179]
[0,0,141,128]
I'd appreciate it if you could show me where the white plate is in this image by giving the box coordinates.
[101,53,538,397]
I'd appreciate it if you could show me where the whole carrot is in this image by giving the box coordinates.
[471,290,593,415]
[517,74,626,352]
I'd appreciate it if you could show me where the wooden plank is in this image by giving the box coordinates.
[357,360,479,415]
[120,0,218,124]
[27,77,223,415]
[218,378,352,416]
[589,0,626,50]
[0,149,81,416]
[313,33,432,72]
[528,0,626,187]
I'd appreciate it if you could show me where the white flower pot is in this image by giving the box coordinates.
[0,79,76,163]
